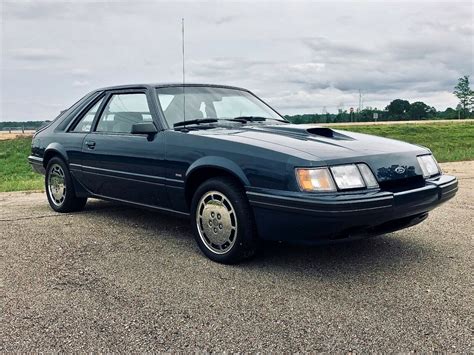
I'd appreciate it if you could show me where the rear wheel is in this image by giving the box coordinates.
[45,157,87,212]
[191,177,258,264]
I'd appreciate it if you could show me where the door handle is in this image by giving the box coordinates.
[85,141,96,149]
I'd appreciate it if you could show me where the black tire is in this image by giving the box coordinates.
[190,177,258,264]
[45,157,87,213]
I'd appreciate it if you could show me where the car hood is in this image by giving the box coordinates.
[191,123,430,182]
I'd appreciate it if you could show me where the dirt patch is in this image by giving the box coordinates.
[0,131,35,140]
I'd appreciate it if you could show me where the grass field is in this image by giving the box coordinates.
[0,122,472,192]
[334,122,473,163]
[0,137,44,192]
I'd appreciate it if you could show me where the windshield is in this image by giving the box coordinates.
[155,86,284,127]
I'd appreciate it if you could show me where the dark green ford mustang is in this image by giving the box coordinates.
[29,84,458,263]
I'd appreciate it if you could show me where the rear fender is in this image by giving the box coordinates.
[43,143,69,167]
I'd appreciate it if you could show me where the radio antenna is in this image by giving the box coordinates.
[182,18,186,126]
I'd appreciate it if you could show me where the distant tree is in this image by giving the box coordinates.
[0,121,45,130]
[439,107,458,119]
[357,107,383,121]
[408,102,436,119]
[453,75,474,118]
[386,99,410,117]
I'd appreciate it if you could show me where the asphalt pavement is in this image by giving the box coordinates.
[1,161,473,352]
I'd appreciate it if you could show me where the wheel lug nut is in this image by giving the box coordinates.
[209,220,212,226]
[217,213,221,220]
[213,228,218,233]
[219,224,223,229]
[211,212,215,217]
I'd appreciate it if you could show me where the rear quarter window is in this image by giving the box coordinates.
[70,97,105,133]
[55,92,102,131]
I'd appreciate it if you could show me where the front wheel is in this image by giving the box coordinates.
[190,177,258,264]
[45,157,87,213]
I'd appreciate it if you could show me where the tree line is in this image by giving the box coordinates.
[0,121,46,131]
[286,76,474,124]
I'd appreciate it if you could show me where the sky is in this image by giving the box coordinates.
[1,0,473,121]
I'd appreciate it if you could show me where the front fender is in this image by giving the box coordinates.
[185,156,250,186]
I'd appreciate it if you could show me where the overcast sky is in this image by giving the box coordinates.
[1,0,473,121]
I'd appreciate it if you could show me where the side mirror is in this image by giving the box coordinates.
[131,122,158,135]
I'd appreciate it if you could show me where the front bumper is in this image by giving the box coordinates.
[247,174,458,242]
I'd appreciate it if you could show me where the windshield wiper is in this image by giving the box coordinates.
[173,118,218,128]
[227,116,288,123]
[228,116,269,123]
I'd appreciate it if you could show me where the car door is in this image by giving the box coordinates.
[80,89,170,208]
[65,94,106,179]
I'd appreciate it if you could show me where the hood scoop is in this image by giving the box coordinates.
[306,127,336,138]
[306,127,354,140]
[258,124,354,141]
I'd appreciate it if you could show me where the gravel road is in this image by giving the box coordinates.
[1,161,473,352]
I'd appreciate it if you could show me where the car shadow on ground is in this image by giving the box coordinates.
[81,199,434,275]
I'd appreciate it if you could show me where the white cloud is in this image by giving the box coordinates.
[70,68,90,76]
[8,48,66,61]
[72,80,90,87]
[1,0,472,121]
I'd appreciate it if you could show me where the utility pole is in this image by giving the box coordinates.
[321,106,327,122]
[358,89,363,113]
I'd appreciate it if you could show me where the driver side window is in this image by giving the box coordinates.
[96,93,151,134]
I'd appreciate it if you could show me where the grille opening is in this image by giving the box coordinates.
[379,175,425,192]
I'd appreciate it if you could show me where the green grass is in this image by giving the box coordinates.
[0,137,44,192]
[0,121,472,192]
[332,122,474,163]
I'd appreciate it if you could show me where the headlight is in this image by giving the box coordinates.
[330,164,366,189]
[296,164,379,192]
[295,168,336,192]
[417,154,440,177]
[356,163,379,188]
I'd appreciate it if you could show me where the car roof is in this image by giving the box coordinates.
[94,83,251,93]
